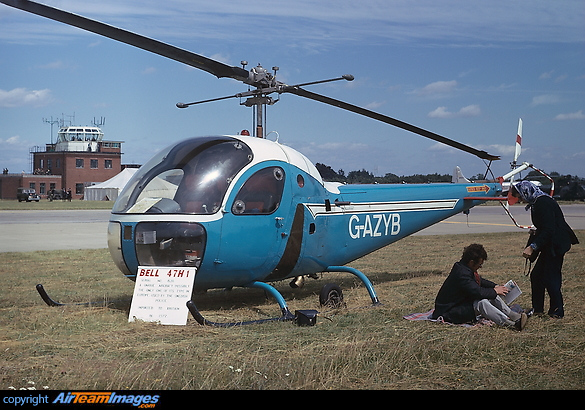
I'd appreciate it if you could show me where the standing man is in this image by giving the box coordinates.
[432,243,527,330]
[510,181,579,319]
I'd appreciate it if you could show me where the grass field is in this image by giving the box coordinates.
[1,230,584,390]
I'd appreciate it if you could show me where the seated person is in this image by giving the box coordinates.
[431,243,527,330]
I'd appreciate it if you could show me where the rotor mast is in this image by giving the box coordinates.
[241,62,279,138]
[178,63,353,139]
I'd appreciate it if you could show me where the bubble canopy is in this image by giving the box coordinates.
[112,136,253,214]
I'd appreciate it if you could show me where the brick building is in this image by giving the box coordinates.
[0,172,62,200]
[0,125,123,200]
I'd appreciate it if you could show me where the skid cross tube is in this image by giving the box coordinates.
[187,281,295,327]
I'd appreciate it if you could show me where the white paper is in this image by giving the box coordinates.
[503,279,522,304]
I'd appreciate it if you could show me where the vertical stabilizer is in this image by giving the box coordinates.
[452,166,471,183]
[510,118,523,185]
[513,119,522,167]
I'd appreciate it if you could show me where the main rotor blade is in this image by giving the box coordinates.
[1,0,249,82]
[283,86,500,161]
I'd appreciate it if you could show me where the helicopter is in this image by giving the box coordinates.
[6,0,514,326]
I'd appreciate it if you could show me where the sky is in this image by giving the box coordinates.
[1,0,584,179]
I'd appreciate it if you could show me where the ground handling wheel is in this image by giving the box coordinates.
[319,283,344,308]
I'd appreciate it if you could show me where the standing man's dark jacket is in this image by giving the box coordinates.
[530,195,578,257]
[522,187,579,318]
[431,261,497,324]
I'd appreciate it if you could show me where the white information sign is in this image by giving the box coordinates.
[129,266,196,325]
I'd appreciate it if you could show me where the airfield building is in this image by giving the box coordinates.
[0,125,123,200]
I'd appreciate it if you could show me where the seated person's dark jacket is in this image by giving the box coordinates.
[431,261,497,324]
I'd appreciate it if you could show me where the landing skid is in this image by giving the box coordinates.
[36,284,64,306]
[186,300,294,327]
[36,284,110,307]
[37,265,381,327]
[187,267,381,327]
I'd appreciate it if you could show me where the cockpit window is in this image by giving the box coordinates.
[231,167,285,215]
[112,137,253,214]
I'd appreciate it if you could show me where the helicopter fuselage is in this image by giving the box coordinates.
[107,135,501,292]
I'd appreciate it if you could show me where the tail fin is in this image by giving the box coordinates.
[452,166,471,183]
[511,118,522,183]
[514,118,522,164]
[504,118,523,195]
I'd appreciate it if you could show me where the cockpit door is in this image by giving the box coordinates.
[214,165,291,281]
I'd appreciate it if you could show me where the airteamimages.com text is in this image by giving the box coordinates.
[2,391,160,408]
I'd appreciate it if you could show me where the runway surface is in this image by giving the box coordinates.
[0,205,583,253]
[416,203,584,236]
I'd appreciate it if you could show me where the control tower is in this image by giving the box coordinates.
[31,120,124,199]
[54,126,104,152]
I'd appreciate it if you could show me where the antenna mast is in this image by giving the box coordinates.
[92,116,106,127]
[42,116,59,144]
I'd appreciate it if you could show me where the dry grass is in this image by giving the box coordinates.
[1,230,584,390]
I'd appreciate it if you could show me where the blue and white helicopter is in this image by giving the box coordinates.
[6,1,511,326]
